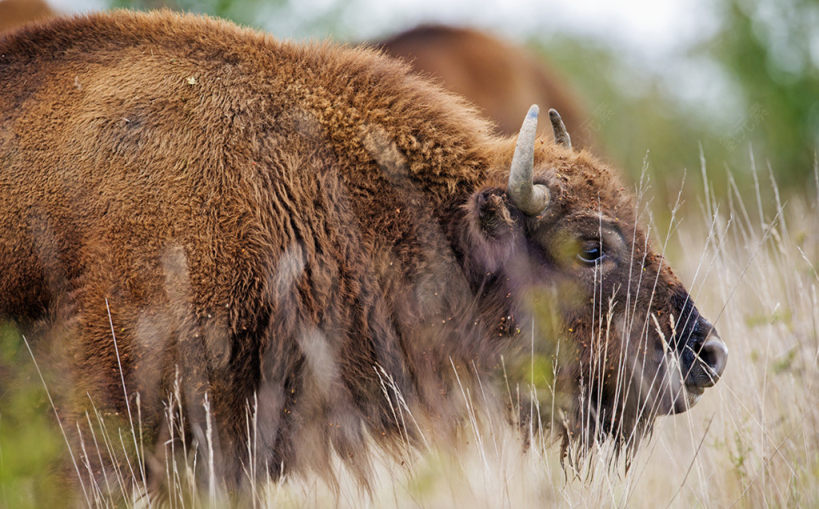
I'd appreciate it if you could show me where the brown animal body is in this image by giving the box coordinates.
[0,0,54,33]
[380,25,592,147]
[0,11,726,492]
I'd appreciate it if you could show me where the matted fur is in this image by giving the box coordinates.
[0,10,723,492]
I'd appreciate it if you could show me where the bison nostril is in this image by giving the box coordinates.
[693,337,728,387]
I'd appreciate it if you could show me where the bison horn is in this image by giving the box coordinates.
[508,104,550,215]
[548,108,572,149]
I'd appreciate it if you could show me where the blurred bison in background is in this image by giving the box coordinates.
[380,25,593,148]
[0,0,54,33]
[0,10,725,493]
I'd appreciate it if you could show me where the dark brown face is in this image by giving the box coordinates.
[462,108,727,451]
[465,169,728,450]
[524,190,728,434]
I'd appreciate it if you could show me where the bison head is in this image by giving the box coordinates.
[462,105,727,455]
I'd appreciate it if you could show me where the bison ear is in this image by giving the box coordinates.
[465,187,522,271]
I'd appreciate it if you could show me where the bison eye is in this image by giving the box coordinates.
[577,242,606,265]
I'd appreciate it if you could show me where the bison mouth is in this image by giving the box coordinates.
[672,381,704,414]
[556,326,727,462]
[673,332,729,413]
[684,383,704,397]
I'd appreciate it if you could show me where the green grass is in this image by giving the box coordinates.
[0,325,70,508]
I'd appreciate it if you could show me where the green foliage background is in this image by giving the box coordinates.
[0,325,66,509]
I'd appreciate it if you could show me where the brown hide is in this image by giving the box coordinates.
[380,25,593,147]
[0,0,54,33]
[0,11,724,492]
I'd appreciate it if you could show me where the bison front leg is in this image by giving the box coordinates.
[65,296,256,497]
[61,300,165,502]
[57,246,227,498]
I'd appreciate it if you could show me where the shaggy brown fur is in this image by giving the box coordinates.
[379,25,593,147]
[0,10,724,494]
[0,0,54,33]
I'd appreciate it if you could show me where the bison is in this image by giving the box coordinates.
[379,24,593,147]
[0,0,55,33]
[0,10,726,493]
